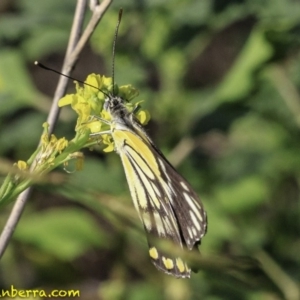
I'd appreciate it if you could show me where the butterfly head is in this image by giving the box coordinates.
[104,94,128,118]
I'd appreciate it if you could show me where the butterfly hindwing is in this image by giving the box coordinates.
[155,154,207,249]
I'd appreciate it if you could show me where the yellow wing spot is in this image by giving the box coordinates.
[149,247,159,260]
[176,258,186,273]
[162,257,174,270]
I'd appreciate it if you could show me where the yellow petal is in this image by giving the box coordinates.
[85,74,102,92]
[58,94,73,107]
[85,120,102,133]
[103,143,114,152]
[137,110,150,125]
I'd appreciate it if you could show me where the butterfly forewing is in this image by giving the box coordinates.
[109,113,207,278]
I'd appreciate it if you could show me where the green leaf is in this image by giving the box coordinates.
[14,208,106,260]
[215,176,269,214]
[216,26,273,101]
[0,50,49,116]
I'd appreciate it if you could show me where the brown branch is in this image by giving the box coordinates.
[0,0,113,259]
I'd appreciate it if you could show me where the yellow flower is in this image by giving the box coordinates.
[102,134,114,152]
[16,160,28,171]
[136,109,151,125]
[38,123,69,168]
[58,73,151,152]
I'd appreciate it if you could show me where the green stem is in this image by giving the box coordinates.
[0,174,14,203]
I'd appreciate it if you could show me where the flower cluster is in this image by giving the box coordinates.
[58,74,150,152]
[0,74,150,206]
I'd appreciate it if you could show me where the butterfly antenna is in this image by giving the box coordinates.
[34,61,109,97]
[112,8,123,95]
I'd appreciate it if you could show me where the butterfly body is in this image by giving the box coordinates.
[100,94,207,278]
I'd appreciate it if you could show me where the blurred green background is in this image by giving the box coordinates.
[1,0,300,299]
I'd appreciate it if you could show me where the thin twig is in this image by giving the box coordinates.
[48,0,112,132]
[0,0,113,259]
[167,136,195,167]
[47,0,87,134]
[66,0,112,72]
[255,250,300,300]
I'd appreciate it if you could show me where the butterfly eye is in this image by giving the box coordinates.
[112,98,119,106]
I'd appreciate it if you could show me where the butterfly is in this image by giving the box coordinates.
[90,92,207,278]
[55,8,207,278]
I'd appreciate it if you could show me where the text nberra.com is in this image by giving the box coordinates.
[0,285,80,298]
